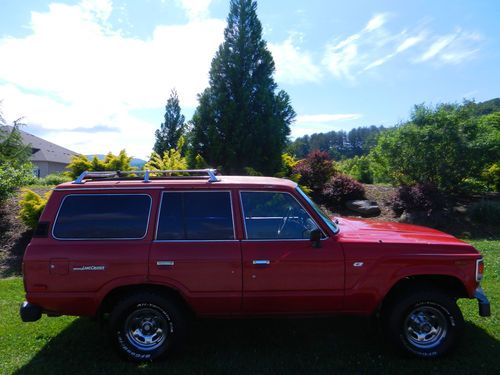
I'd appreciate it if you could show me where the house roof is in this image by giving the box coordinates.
[1,126,78,164]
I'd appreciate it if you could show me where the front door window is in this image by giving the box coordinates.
[240,191,320,240]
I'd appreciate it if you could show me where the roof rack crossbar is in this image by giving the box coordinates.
[73,168,220,184]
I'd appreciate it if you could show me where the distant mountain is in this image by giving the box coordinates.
[85,154,146,169]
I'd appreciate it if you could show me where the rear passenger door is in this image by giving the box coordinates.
[149,190,242,315]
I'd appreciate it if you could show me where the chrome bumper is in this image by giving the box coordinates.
[474,287,491,317]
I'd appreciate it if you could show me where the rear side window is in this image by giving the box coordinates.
[53,194,151,239]
[157,191,234,240]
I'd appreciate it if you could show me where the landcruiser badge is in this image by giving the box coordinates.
[73,265,106,271]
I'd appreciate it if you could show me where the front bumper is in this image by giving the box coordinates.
[474,287,491,317]
[20,301,42,322]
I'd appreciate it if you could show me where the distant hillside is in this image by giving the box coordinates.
[473,98,500,115]
[85,154,146,168]
[287,97,500,159]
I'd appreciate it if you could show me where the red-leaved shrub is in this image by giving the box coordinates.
[293,150,335,199]
[322,174,365,208]
[390,183,444,215]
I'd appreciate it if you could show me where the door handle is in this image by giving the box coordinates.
[157,260,175,267]
[252,260,270,265]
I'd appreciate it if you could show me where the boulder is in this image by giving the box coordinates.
[345,200,381,216]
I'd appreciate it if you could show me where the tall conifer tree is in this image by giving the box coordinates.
[154,89,185,155]
[191,0,295,174]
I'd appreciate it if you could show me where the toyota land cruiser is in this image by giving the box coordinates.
[20,169,491,361]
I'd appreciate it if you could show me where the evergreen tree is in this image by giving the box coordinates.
[154,89,185,156]
[191,0,295,174]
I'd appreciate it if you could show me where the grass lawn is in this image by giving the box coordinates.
[0,240,498,375]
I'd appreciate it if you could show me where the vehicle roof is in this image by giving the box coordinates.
[55,175,298,190]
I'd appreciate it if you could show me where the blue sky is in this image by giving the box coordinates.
[0,0,498,159]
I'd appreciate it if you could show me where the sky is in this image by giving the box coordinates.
[0,0,499,159]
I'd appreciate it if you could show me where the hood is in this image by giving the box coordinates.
[335,216,470,246]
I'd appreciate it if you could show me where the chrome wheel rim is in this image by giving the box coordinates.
[125,307,168,351]
[404,306,448,349]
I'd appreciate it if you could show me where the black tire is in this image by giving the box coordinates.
[109,292,187,362]
[382,290,464,358]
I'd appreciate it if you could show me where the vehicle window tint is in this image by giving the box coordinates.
[157,192,234,240]
[241,192,319,240]
[53,195,151,239]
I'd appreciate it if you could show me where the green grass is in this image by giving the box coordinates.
[0,241,498,375]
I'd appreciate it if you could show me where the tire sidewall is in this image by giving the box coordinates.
[386,292,464,358]
[110,295,180,362]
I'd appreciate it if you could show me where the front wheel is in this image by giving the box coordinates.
[383,291,464,358]
[109,292,186,362]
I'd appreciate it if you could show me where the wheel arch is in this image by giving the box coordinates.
[98,283,194,319]
[379,274,468,314]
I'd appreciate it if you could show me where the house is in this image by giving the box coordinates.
[1,126,78,177]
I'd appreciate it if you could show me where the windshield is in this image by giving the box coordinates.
[296,187,339,235]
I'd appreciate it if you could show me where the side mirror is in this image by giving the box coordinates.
[310,229,321,248]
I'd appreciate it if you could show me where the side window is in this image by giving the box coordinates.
[53,194,151,239]
[241,192,319,240]
[157,191,234,240]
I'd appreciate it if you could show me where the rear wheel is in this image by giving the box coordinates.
[109,292,186,362]
[383,290,464,358]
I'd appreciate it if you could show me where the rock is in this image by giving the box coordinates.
[399,209,451,227]
[345,200,381,216]
[453,205,467,215]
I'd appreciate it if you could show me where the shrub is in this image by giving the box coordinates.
[322,174,365,208]
[243,167,263,176]
[0,124,36,200]
[19,189,51,229]
[468,200,500,224]
[193,154,209,169]
[0,163,36,201]
[337,155,373,184]
[67,150,135,178]
[369,102,500,192]
[482,163,500,192]
[145,149,187,173]
[461,178,490,194]
[37,173,72,186]
[390,183,444,215]
[275,153,303,185]
[293,150,335,199]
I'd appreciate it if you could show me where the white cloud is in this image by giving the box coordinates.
[417,29,481,64]
[322,13,480,81]
[396,34,425,53]
[419,34,456,61]
[291,113,362,138]
[322,13,392,80]
[363,32,426,71]
[322,41,359,80]
[364,13,388,32]
[0,0,225,158]
[80,0,112,21]
[269,33,322,84]
[178,0,213,21]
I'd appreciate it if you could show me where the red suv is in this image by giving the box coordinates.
[20,169,490,361]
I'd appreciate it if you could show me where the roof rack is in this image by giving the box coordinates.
[73,169,220,184]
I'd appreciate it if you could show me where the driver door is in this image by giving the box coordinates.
[239,191,344,314]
